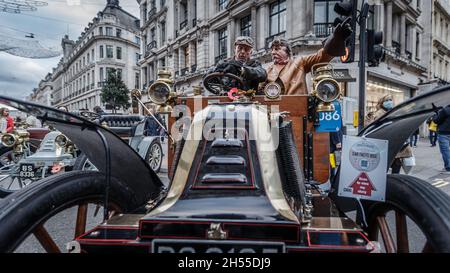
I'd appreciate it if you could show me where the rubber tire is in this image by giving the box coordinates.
[364,174,450,252]
[145,139,163,174]
[0,171,142,253]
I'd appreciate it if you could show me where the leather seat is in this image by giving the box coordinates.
[98,115,145,137]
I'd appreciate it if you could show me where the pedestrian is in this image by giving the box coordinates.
[0,108,15,134]
[409,128,419,148]
[365,95,412,174]
[329,128,343,181]
[93,106,106,116]
[433,105,450,173]
[427,116,438,147]
[145,108,165,137]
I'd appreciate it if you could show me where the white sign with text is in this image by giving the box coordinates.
[338,136,388,202]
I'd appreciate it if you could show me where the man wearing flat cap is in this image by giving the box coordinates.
[213,36,267,91]
[266,18,353,95]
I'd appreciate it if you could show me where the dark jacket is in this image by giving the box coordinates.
[213,58,267,91]
[433,106,450,135]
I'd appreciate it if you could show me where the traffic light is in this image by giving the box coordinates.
[367,29,384,67]
[334,0,358,63]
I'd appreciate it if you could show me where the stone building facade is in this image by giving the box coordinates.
[421,0,450,88]
[32,0,141,112]
[137,0,431,135]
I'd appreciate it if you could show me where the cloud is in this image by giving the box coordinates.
[0,0,139,101]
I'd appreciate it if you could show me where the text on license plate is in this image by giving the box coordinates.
[152,239,285,253]
[19,164,35,178]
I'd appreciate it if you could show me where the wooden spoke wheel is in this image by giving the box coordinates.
[0,171,143,253]
[364,175,450,253]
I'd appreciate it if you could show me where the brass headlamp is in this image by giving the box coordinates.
[311,63,341,112]
[147,69,177,113]
[1,130,30,154]
[55,134,68,148]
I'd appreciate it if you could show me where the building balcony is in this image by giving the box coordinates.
[314,23,333,38]
[180,20,188,30]
[146,40,157,51]
[181,67,189,76]
[147,8,157,21]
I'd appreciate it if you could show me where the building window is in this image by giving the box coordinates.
[218,0,228,11]
[87,53,90,63]
[240,15,252,37]
[269,0,287,37]
[99,45,104,58]
[99,27,103,35]
[106,27,113,36]
[117,69,123,79]
[161,21,166,43]
[160,0,165,8]
[217,27,228,63]
[415,32,420,61]
[135,36,141,45]
[116,28,122,38]
[116,47,122,60]
[136,53,140,64]
[313,0,339,37]
[106,45,113,58]
[135,72,140,89]
[91,49,95,62]
[100,67,104,82]
[159,58,166,68]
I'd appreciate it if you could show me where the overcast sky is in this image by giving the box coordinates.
[0,0,140,100]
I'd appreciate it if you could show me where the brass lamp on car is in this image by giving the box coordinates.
[147,69,177,113]
[1,130,30,154]
[311,63,341,112]
[55,134,68,148]
[1,133,17,148]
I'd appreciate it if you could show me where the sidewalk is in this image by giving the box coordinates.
[407,138,450,193]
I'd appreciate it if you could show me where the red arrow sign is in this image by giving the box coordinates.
[349,172,377,197]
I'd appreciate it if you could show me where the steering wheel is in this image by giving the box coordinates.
[203,72,245,95]
[79,111,101,121]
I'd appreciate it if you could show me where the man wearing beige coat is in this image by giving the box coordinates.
[265,18,353,95]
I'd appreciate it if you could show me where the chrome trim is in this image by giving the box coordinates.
[251,105,299,223]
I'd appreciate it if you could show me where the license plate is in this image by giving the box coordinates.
[152,239,285,253]
[19,164,36,178]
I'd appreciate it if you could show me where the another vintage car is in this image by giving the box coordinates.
[0,111,165,197]
[74,114,165,174]
[0,129,77,197]
[0,66,449,253]
[0,126,48,168]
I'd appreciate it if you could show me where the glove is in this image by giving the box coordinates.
[323,17,353,57]
[223,64,242,76]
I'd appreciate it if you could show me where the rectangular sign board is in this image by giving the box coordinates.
[338,136,388,202]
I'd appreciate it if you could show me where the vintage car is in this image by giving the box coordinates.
[0,66,449,253]
[0,126,48,168]
[73,114,165,174]
[0,112,165,197]
[0,129,78,197]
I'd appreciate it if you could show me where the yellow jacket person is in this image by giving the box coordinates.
[265,18,353,95]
